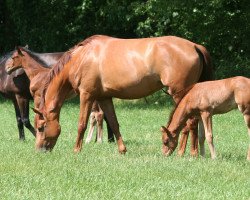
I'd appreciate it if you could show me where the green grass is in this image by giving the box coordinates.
[0,99,249,200]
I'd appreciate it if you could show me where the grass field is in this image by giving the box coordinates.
[0,99,249,199]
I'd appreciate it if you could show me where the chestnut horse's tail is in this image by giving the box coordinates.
[195,45,214,82]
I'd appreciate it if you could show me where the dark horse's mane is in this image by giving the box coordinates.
[166,84,195,128]
[39,35,101,109]
[20,47,49,67]
[0,51,12,65]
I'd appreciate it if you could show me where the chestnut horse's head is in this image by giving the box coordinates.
[160,126,179,156]
[5,46,27,74]
[33,108,61,152]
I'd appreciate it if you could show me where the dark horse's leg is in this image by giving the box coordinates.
[12,99,25,140]
[104,114,115,142]
[16,95,36,137]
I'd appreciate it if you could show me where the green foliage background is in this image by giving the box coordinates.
[0,0,249,78]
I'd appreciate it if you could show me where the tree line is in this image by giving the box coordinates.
[0,0,249,78]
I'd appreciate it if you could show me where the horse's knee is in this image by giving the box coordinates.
[22,118,32,128]
[16,117,23,128]
[206,133,213,143]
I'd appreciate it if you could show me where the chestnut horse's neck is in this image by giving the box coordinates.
[43,65,73,120]
[21,51,50,80]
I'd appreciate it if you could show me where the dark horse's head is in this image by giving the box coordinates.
[33,107,61,152]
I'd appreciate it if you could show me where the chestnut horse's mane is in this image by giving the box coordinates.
[166,84,195,128]
[39,35,101,109]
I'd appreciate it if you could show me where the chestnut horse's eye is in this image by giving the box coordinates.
[38,126,44,132]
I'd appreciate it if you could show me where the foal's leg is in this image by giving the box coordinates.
[98,98,127,154]
[188,118,199,156]
[12,99,25,140]
[85,112,96,144]
[243,114,250,160]
[74,92,94,152]
[201,112,216,159]
[96,110,104,143]
[198,120,206,157]
[178,126,189,156]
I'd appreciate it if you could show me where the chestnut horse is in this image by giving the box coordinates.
[33,35,213,154]
[0,50,62,140]
[6,47,114,142]
[161,76,250,160]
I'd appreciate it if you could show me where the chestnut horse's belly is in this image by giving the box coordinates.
[103,75,164,99]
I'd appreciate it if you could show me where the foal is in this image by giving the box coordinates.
[161,76,250,160]
[85,101,104,143]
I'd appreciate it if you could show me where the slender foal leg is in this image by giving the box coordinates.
[96,110,104,143]
[85,112,96,144]
[98,98,127,154]
[198,120,205,157]
[178,127,189,156]
[74,93,93,152]
[243,114,250,160]
[201,112,216,159]
[188,118,199,156]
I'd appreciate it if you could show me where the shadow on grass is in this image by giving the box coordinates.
[64,91,174,110]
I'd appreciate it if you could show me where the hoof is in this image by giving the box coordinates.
[74,148,81,153]
[119,145,127,154]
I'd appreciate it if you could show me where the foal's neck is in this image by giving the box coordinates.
[22,53,49,80]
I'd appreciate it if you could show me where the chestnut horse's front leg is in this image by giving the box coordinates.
[98,98,127,154]
[74,92,94,152]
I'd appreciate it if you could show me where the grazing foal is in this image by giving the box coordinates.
[161,76,250,160]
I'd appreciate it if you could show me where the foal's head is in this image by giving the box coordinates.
[33,108,61,151]
[5,47,26,74]
[160,126,179,156]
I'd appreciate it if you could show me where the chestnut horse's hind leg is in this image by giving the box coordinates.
[98,98,127,154]
[74,92,94,152]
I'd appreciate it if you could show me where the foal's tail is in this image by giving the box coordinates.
[195,45,214,82]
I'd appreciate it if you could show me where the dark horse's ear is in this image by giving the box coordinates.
[15,46,24,56]
[32,108,44,118]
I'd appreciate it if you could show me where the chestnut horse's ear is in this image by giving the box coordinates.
[160,126,176,138]
[15,46,24,56]
[32,108,44,118]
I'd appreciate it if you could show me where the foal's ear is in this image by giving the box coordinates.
[15,46,24,56]
[32,108,44,118]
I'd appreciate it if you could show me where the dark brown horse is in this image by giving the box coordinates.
[33,35,213,154]
[6,47,115,142]
[161,76,250,160]
[0,50,62,140]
